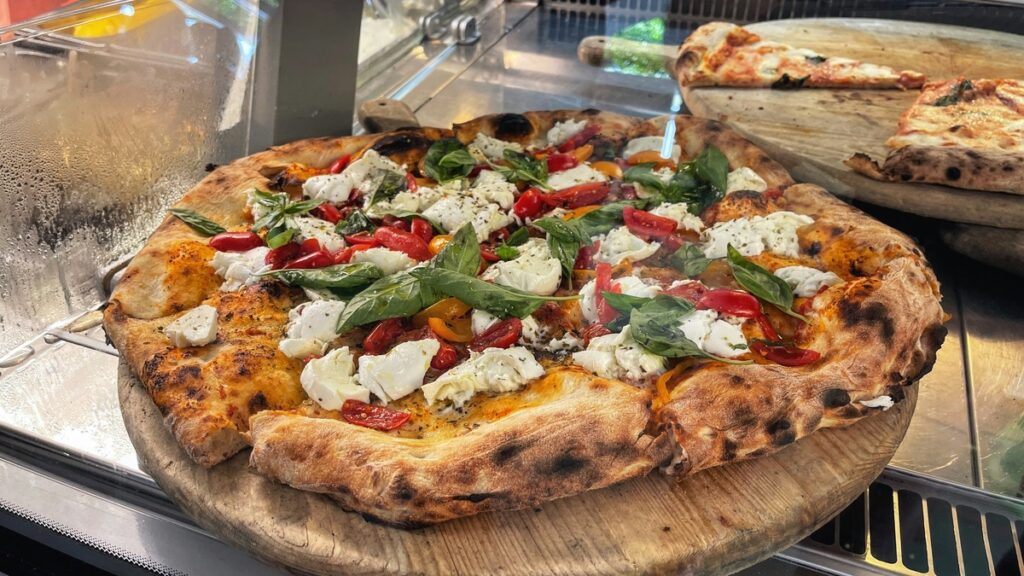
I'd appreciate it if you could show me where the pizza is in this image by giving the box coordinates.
[104,109,946,526]
[676,22,926,90]
[847,78,1024,193]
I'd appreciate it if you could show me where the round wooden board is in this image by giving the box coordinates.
[119,361,917,575]
[681,18,1024,230]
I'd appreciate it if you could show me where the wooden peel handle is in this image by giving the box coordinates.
[576,35,679,79]
[358,98,420,134]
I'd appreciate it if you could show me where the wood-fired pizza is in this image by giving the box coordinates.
[104,109,946,526]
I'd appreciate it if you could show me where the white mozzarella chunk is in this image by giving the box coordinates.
[303,150,405,203]
[470,170,516,210]
[546,163,608,190]
[471,309,500,336]
[474,308,582,353]
[300,347,370,410]
[278,300,347,359]
[701,211,813,259]
[421,347,544,408]
[594,226,660,266]
[633,167,676,199]
[622,135,681,163]
[471,133,523,160]
[422,194,513,242]
[546,119,588,147]
[211,246,271,292]
[677,309,748,359]
[247,190,272,223]
[572,327,666,381]
[537,332,584,353]
[774,265,843,297]
[649,202,705,232]
[480,238,561,296]
[726,167,768,194]
[357,339,440,403]
[164,305,218,348]
[292,216,346,252]
[519,315,547,346]
[350,247,416,275]
[859,395,894,410]
[578,275,661,323]
[367,186,445,217]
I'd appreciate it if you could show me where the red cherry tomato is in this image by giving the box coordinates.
[344,232,380,246]
[546,153,579,173]
[410,218,434,243]
[574,241,600,270]
[594,263,622,325]
[430,342,459,370]
[623,207,677,240]
[660,233,686,253]
[696,289,780,341]
[265,242,302,270]
[556,125,600,153]
[333,243,373,264]
[580,323,611,346]
[208,231,264,252]
[311,202,342,223]
[479,245,500,263]
[363,318,405,355]
[298,238,322,256]
[749,342,821,367]
[373,226,431,261]
[329,154,352,174]
[468,164,490,178]
[469,318,523,352]
[513,188,545,219]
[405,172,418,192]
[543,182,610,209]
[283,250,332,269]
[341,399,410,431]
[663,280,708,303]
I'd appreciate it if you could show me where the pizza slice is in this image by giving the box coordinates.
[847,78,1024,193]
[676,22,926,90]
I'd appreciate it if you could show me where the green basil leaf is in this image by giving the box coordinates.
[532,217,588,244]
[335,272,436,334]
[692,145,729,199]
[266,226,295,249]
[572,200,643,238]
[431,224,481,276]
[532,218,583,285]
[670,243,714,278]
[493,149,550,190]
[366,170,407,206]
[629,295,749,363]
[932,79,973,107]
[169,208,226,236]
[623,164,670,195]
[260,262,382,290]
[601,291,652,316]
[335,210,375,235]
[424,138,476,183]
[505,226,529,247]
[495,245,520,261]
[771,74,809,90]
[284,198,321,215]
[726,245,806,321]
[410,267,577,319]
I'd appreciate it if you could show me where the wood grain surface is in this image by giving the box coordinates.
[681,19,1024,230]
[119,360,918,575]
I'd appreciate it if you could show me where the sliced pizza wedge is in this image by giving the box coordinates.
[676,22,926,90]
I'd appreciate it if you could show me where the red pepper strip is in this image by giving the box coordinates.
[265,242,302,270]
[405,172,418,192]
[311,202,342,223]
[373,226,431,261]
[329,154,352,174]
[344,232,380,246]
[622,207,677,240]
[363,318,405,355]
[581,323,611,346]
[209,231,264,252]
[546,153,579,173]
[594,263,620,325]
[663,281,707,303]
[298,238,322,256]
[480,246,500,263]
[557,125,600,153]
[513,188,545,219]
[430,342,459,370]
[410,218,434,243]
[469,318,523,352]
[341,399,411,431]
[332,243,373,264]
[574,240,600,270]
[749,342,821,367]
[542,182,610,209]
[284,250,332,269]
[696,289,780,341]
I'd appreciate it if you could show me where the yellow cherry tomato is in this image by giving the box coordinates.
[590,160,623,180]
[626,150,675,170]
[428,234,453,256]
[413,297,471,328]
[427,317,474,343]
[571,144,594,163]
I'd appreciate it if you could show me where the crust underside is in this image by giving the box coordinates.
[105,110,945,525]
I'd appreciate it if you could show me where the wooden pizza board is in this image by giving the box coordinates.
[119,360,917,575]
[680,19,1024,230]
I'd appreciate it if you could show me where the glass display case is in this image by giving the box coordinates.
[0,1,1021,574]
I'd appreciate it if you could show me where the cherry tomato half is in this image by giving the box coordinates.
[329,154,352,174]
[543,182,610,209]
[311,202,342,223]
[283,250,332,269]
[749,342,821,367]
[430,342,459,370]
[556,125,600,153]
[341,399,411,431]
[410,218,434,243]
[373,226,431,261]
[209,231,264,252]
[594,262,620,325]
[469,318,522,352]
[265,242,302,270]
[696,289,780,341]
[479,246,500,263]
[663,281,708,303]
[513,188,545,219]
[298,238,322,256]
[344,232,380,246]
[332,243,373,264]
[405,172,418,192]
[363,318,405,355]
[546,153,578,173]
[574,241,600,270]
[623,207,676,239]
[580,323,611,346]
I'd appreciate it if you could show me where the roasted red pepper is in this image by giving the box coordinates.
[298,238,322,255]
[344,232,380,246]
[469,318,523,352]
[622,207,676,240]
[556,125,600,153]
[580,323,611,346]
[208,231,264,252]
[363,318,405,355]
[574,241,600,270]
[283,250,332,269]
[513,188,545,219]
[546,153,579,173]
[430,341,459,370]
[373,226,431,261]
[696,289,780,341]
[543,182,610,209]
[265,242,302,270]
[329,154,352,174]
[594,263,621,325]
[405,172,418,192]
[663,281,708,303]
[341,399,411,431]
[410,218,434,243]
[311,202,342,223]
[332,243,373,264]
[749,342,821,367]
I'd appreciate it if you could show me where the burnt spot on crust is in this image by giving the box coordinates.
[204,163,219,172]
[838,299,895,344]
[493,113,533,140]
[768,419,797,446]
[171,364,202,387]
[721,439,737,461]
[185,386,204,400]
[945,166,962,181]
[248,391,268,413]
[493,441,524,465]
[542,451,588,476]
[452,492,497,503]
[822,388,851,408]
[766,418,791,436]
[391,478,416,502]
[806,241,822,257]
[730,374,745,385]
[370,132,432,157]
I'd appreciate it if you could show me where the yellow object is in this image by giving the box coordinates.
[53,1,177,39]
[428,234,453,256]
[626,150,676,170]
[427,317,474,343]
[591,161,623,180]
[654,362,689,407]
[561,205,601,220]
[571,144,594,163]
[413,297,471,327]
